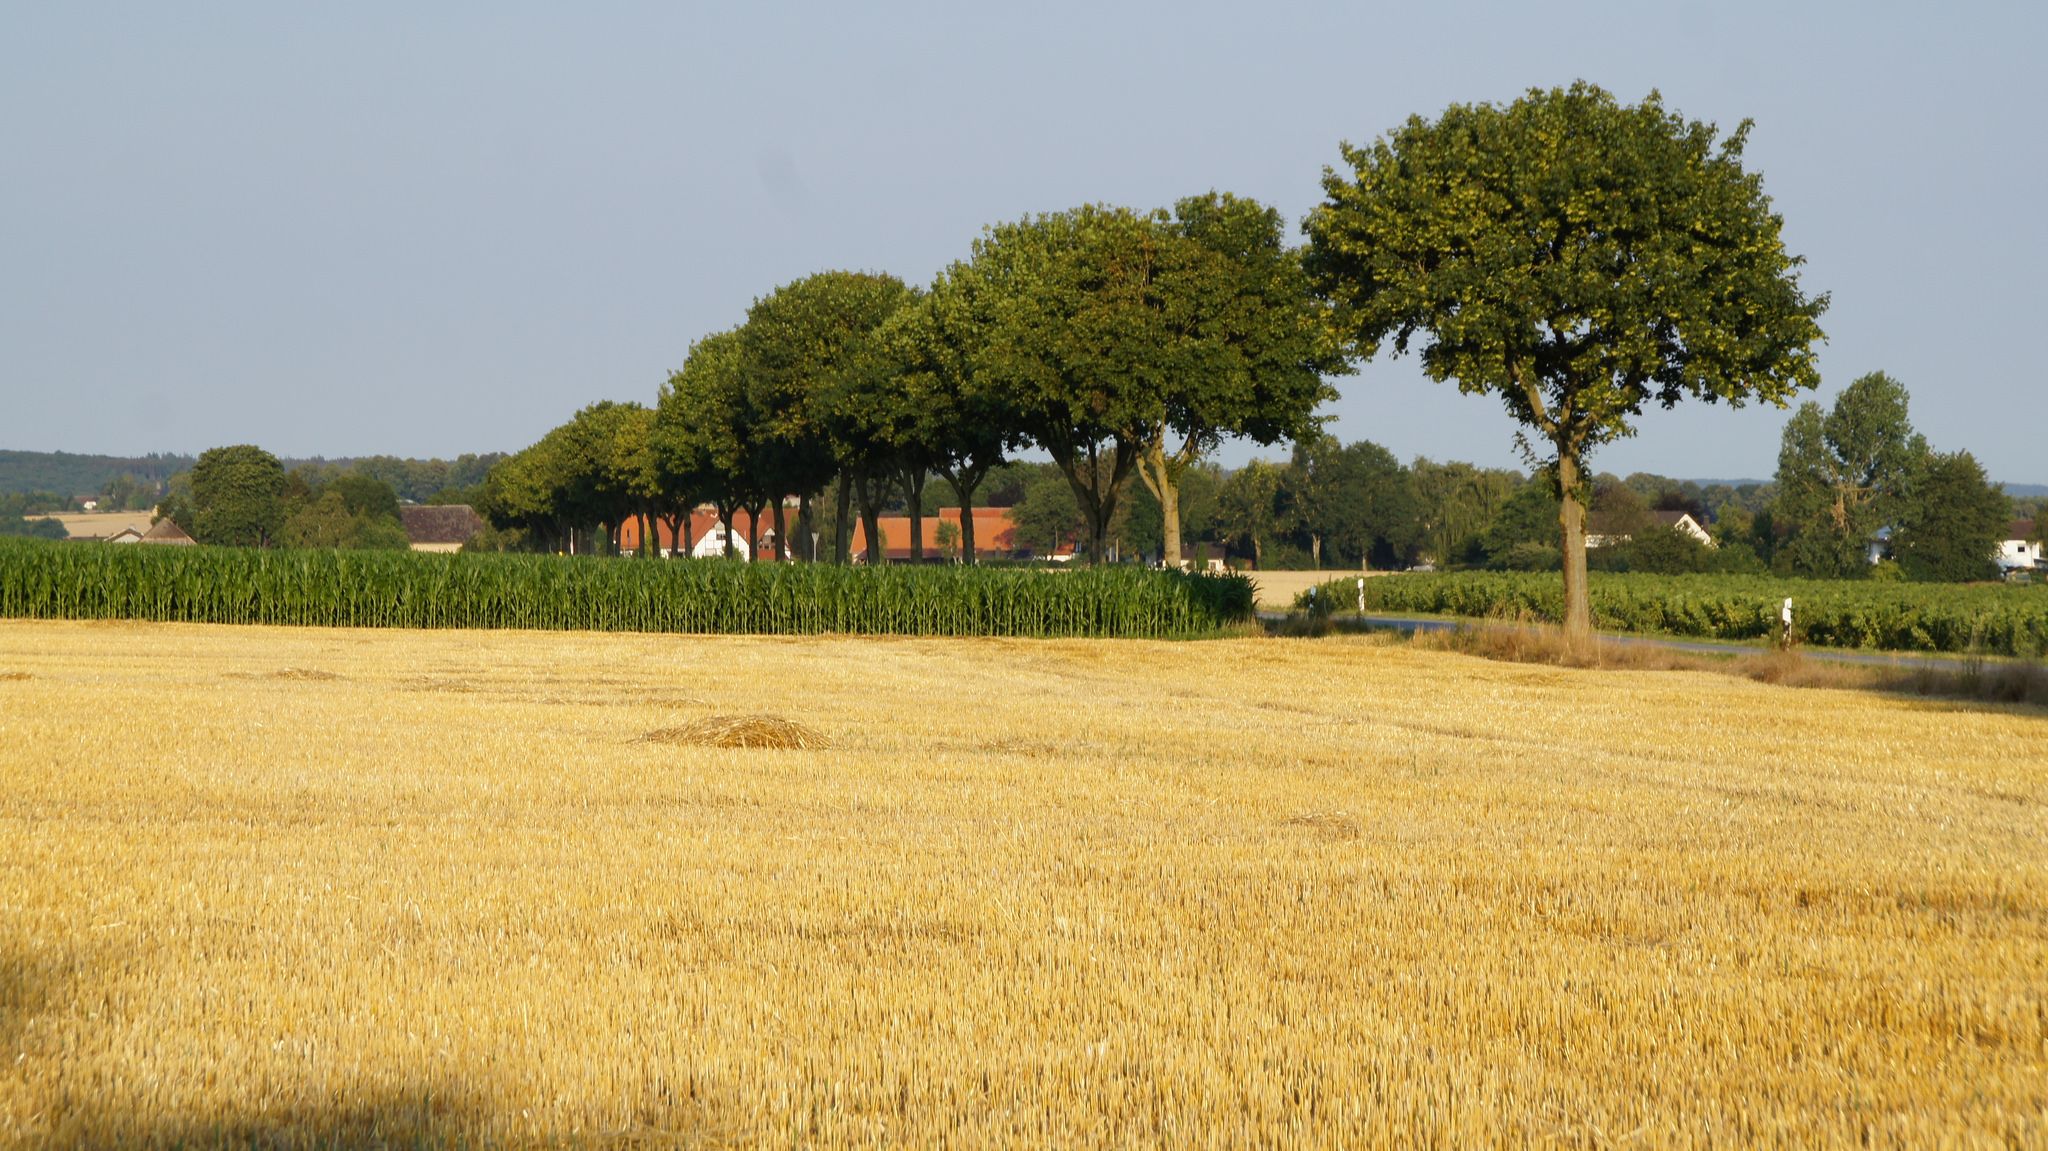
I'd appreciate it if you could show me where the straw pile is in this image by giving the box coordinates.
[639,713,829,750]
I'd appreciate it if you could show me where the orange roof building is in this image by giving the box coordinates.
[617,505,1024,562]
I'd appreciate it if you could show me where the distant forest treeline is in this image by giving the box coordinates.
[0,450,195,497]
[0,450,504,505]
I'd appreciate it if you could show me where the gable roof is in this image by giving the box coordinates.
[140,518,195,545]
[2009,520,2038,542]
[399,504,485,546]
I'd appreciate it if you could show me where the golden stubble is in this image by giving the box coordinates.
[0,619,2042,1148]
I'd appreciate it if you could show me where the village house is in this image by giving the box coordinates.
[398,505,485,553]
[1997,519,2042,577]
[139,519,195,545]
[1586,509,1717,550]
[617,505,1026,562]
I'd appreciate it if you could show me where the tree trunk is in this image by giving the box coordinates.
[1311,532,1323,571]
[718,504,737,559]
[1136,437,1184,569]
[1251,534,1263,571]
[944,472,981,563]
[1049,439,1135,565]
[904,469,927,563]
[796,492,813,563]
[854,473,886,565]
[745,503,763,562]
[834,481,853,564]
[771,500,787,564]
[1557,451,1593,658]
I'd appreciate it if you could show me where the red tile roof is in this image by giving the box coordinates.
[617,506,1023,561]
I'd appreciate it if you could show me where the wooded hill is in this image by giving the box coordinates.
[0,449,503,505]
[0,450,194,496]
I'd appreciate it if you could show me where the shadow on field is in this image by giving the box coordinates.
[95,1088,491,1150]
[0,941,52,1054]
[3,941,734,1148]
[34,1081,740,1150]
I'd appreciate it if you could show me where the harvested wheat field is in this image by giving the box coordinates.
[0,619,2043,1148]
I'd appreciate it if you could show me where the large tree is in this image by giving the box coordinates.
[1137,193,1345,567]
[1410,458,1521,569]
[966,197,1339,565]
[1772,371,1924,578]
[189,444,289,548]
[655,331,758,558]
[1215,459,1285,570]
[877,273,1023,562]
[1306,82,1828,652]
[739,271,913,563]
[1890,450,2009,582]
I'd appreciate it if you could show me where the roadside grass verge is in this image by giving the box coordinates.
[1397,611,2048,709]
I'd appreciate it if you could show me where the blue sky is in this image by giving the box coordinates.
[4,2,2041,483]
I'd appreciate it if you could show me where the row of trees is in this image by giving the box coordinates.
[482,194,1341,567]
[485,81,1834,655]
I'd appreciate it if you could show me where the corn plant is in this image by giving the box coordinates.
[0,539,1254,638]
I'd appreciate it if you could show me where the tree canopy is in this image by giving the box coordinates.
[1890,450,2009,582]
[1772,371,1924,578]
[963,196,1339,565]
[1305,81,1828,649]
[188,445,289,548]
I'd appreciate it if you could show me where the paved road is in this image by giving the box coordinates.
[1259,611,1989,669]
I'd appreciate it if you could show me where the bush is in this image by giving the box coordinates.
[1305,569,2048,656]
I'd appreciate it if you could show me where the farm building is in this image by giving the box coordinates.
[399,505,485,553]
[617,506,1025,562]
[139,518,195,546]
[617,508,779,559]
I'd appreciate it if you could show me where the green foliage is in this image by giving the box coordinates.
[1773,372,1924,577]
[1120,462,1223,562]
[0,539,1253,638]
[1317,570,2048,656]
[0,450,192,497]
[0,511,67,540]
[1306,82,1827,642]
[1481,481,1560,565]
[876,275,1021,561]
[1589,526,1716,575]
[1499,541,1563,572]
[96,473,162,512]
[1278,434,1418,569]
[745,271,915,560]
[483,401,655,554]
[0,490,73,516]
[1214,459,1285,569]
[1891,450,2010,582]
[1008,469,1090,559]
[279,482,411,551]
[190,445,289,547]
[1411,459,1521,568]
[963,196,1341,564]
[1587,477,1654,540]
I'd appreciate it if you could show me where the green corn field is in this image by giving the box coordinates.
[1308,570,2048,656]
[0,539,1253,638]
